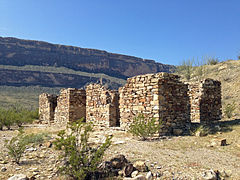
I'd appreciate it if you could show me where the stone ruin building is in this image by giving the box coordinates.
[39,93,57,124]
[86,84,119,129]
[188,79,222,124]
[119,73,190,135]
[39,72,222,135]
[39,88,86,125]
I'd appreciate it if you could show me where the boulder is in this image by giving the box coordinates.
[133,161,148,172]
[110,155,128,169]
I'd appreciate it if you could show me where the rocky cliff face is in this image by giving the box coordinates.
[0,69,121,89]
[0,37,174,79]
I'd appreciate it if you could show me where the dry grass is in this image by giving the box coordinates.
[177,59,240,118]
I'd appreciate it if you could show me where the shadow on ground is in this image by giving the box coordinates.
[190,119,240,135]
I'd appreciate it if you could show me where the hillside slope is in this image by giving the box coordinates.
[178,59,240,117]
[0,37,174,79]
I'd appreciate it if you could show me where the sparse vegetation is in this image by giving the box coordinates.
[176,56,221,81]
[206,57,219,65]
[54,119,112,180]
[0,106,38,130]
[177,59,194,80]
[4,129,47,164]
[224,102,236,119]
[191,125,210,137]
[129,114,162,140]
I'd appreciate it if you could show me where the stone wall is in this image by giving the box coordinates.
[54,88,86,124]
[188,79,222,123]
[39,93,57,124]
[119,72,190,135]
[86,84,119,129]
[39,73,222,135]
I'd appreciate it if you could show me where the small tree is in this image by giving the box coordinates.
[129,114,162,141]
[54,119,112,180]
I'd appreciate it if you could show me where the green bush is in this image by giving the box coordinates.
[129,114,162,140]
[5,130,28,164]
[54,119,112,180]
[0,108,5,130]
[224,102,236,119]
[0,106,38,130]
[5,129,49,164]
[29,109,39,120]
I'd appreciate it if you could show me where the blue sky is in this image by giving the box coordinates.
[0,0,239,65]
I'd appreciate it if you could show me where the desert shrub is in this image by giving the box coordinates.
[0,108,5,130]
[0,108,16,130]
[54,119,112,180]
[0,106,38,130]
[14,109,36,127]
[29,109,39,120]
[5,130,28,164]
[23,132,49,145]
[176,59,194,80]
[129,114,162,140]
[206,58,219,65]
[191,125,210,137]
[224,102,236,119]
[5,129,48,164]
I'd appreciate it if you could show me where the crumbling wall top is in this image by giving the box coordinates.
[124,72,181,84]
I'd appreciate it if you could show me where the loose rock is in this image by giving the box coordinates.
[134,161,148,172]
[1,166,7,172]
[146,171,153,180]
[8,174,29,180]
[131,170,139,178]
[202,169,217,180]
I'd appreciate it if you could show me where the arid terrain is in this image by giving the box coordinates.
[178,59,240,116]
[0,116,240,180]
[0,57,240,179]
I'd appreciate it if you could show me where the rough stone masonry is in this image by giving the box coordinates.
[53,88,86,125]
[86,84,119,129]
[188,79,222,124]
[39,72,222,135]
[119,72,190,135]
[39,93,57,124]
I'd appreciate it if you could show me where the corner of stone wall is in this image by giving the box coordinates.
[86,84,120,129]
[158,73,190,136]
[39,93,58,124]
[119,72,190,136]
[54,88,86,125]
[188,78,222,124]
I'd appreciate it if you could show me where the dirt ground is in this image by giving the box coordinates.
[0,118,240,180]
